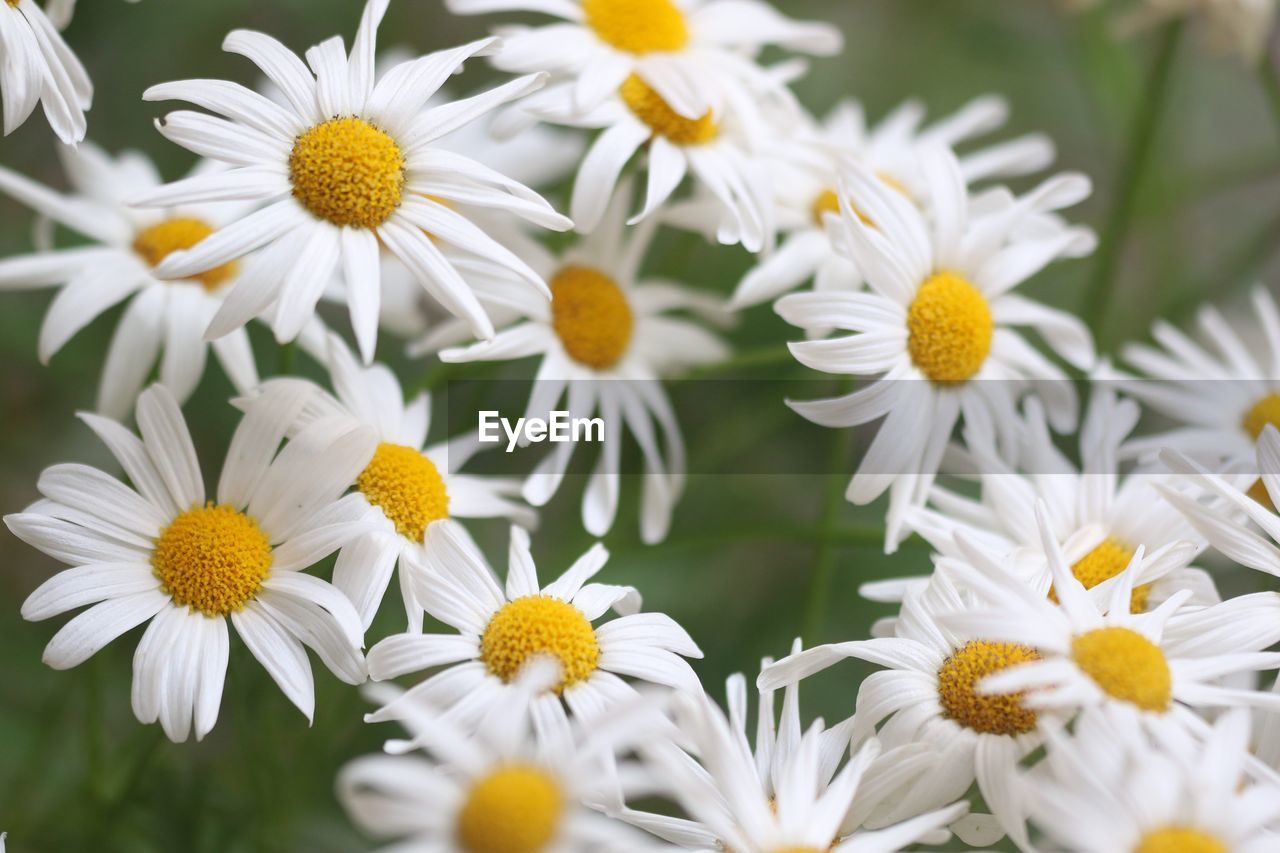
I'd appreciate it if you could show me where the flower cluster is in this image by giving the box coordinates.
[3,0,1280,851]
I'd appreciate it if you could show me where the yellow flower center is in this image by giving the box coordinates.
[906,272,993,384]
[455,764,565,853]
[550,265,635,369]
[356,443,450,544]
[937,640,1041,735]
[812,174,912,227]
[620,74,718,145]
[1248,478,1276,512]
[1135,827,1228,853]
[1071,626,1172,712]
[1243,392,1280,441]
[479,595,600,692]
[151,503,272,617]
[1049,538,1151,613]
[289,117,405,229]
[133,217,238,291]
[582,0,688,53]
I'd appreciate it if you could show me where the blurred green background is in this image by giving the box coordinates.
[1,0,1277,850]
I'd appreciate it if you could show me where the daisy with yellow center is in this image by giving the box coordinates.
[6,385,377,743]
[238,333,534,631]
[619,657,967,852]
[365,524,702,743]
[938,503,1280,735]
[775,146,1097,550]
[439,184,731,544]
[0,0,91,142]
[761,567,1065,849]
[1023,708,1280,853]
[732,95,1056,310]
[131,0,572,366]
[0,145,261,418]
[1110,287,1280,495]
[875,389,1218,613]
[338,666,669,853]
[446,0,839,157]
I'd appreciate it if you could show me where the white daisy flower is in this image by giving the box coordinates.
[131,0,572,364]
[340,666,673,853]
[4,385,378,741]
[0,144,260,418]
[774,146,1097,548]
[620,656,966,852]
[1024,707,1280,853]
[872,389,1217,613]
[0,0,91,143]
[760,565,1071,849]
[1105,288,1280,480]
[938,503,1280,737]
[438,185,731,544]
[365,522,703,739]
[731,95,1056,310]
[504,58,778,252]
[240,333,534,631]
[446,0,840,121]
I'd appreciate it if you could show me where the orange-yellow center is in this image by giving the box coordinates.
[1134,827,1227,853]
[1071,626,1172,712]
[906,272,993,383]
[620,74,718,145]
[455,764,565,853]
[937,640,1041,735]
[582,0,688,53]
[550,266,635,369]
[133,218,238,291]
[1049,538,1151,613]
[479,595,599,692]
[357,443,450,543]
[152,503,272,616]
[289,117,405,228]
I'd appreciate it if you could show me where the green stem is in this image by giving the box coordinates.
[1082,19,1185,345]
[680,345,795,380]
[1260,57,1280,138]
[277,340,297,376]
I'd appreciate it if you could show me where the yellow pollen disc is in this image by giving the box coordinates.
[582,0,688,53]
[151,503,272,617]
[772,848,826,853]
[356,443,450,543]
[550,265,635,369]
[620,74,718,145]
[289,117,405,229]
[1248,478,1276,512]
[813,175,911,228]
[133,217,238,291]
[906,272,993,384]
[1048,539,1151,613]
[479,595,599,692]
[1243,392,1280,441]
[937,640,1041,735]
[456,764,564,853]
[1135,827,1228,853]
[1071,626,1172,712]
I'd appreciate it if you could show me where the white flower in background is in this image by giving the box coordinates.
[760,567,1068,849]
[775,147,1097,548]
[340,667,672,853]
[240,334,534,631]
[447,0,840,122]
[131,0,571,364]
[0,0,91,143]
[730,95,1055,310]
[868,390,1216,611]
[1105,288,1280,478]
[4,386,377,741]
[1069,0,1277,62]
[0,145,260,418]
[1024,708,1280,852]
[940,504,1280,738]
[507,63,777,252]
[621,656,965,851]
[439,185,731,544]
[366,523,702,738]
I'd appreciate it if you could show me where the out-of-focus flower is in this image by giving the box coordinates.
[5,386,378,741]
[132,0,571,363]
[240,333,535,631]
[731,96,1055,310]
[366,523,702,741]
[0,144,260,418]
[776,147,1096,549]
[438,183,731,543]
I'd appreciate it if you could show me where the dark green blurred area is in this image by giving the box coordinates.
[0,1,1277,850]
